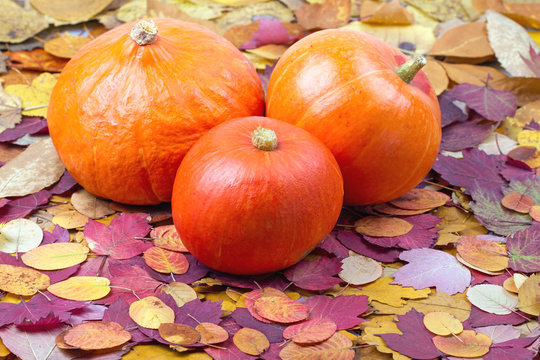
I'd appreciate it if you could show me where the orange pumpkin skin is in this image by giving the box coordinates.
[47,18,264,205]
[266,29,441,206]
[171,117,344,275]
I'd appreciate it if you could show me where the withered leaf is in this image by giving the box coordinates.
[30,0,114,22]
[0,0,48,43]
[0,86,22,133]
[44,34,92,59]
[361,0,414,25]
[295,0,351,30]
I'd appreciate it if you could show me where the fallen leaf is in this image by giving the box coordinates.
[158,323,200,345]
[339,253,382,285]
[70,189,114,219]
[0,218,43,253]
[0,264,49,295]
[283,256,342,290]
[254,296,309,323]
[143,246,189,275]
[456,236,509,273]
[337,230,402,263]
[233,327,270,356]
[433,329,491,357]
[440,62,507,86]
[244,287,289,323]
[441,118,494,152]
[196,322,229,344]
[216,2,294,30]
[356,276,430,307]
[405,0,470,22]
[283,318,337,344]
[52,210,89,229]
[279,332,354,360]
[151,225,187,252]
[361,0,414,25]
[21,242,89,270]
[517,273,540,316]
[116,0,146,23]
[355,216,413,237]
[44,34,92,59]
[63,321,131,350]
[507,225,540,273]
[4,72,57,117]
[0,0,48,43]
[360,315,407,360]
[48,276,110,301]
[30,0,114,22]
[466,284,518,315]
[501,192,535,213]
[0,137,64,198]
[0,86,22,133]
[489,76,540,107]
[423,311,464,336]
[0,325,71,360]
[124,344,209,359]
[0,190,50,223]
[129,296,175,329]
[390,188,450,211]
[486,10,540,78]
[422,59,448,95]
[231,307,287,343]
[161,282,198,307]
[295,0,351,30]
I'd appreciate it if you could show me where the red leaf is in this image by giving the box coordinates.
[318,232,350,258]
[0,190,50,222]
[283,256,342,290]
[240,17,298,50]
[304,295,368,330]
[336,230,401,262]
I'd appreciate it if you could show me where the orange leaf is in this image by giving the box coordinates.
[5,49,68,72]
[0,264,49,296]
[360,0,414,25]
[433,330,492,357]
[196,322,229,345]
[295,0,351,30]
[129,296,175,329]
[283,318,337,344]
[161,282,198,307]
[530,205,540,222]
[280,332,354,360]
[389,188,450,211]
[63,321,131,350]
[254,296,309,323]
[151,225,188,252]
[456,236,509,272]
[47,276,110,301]
[244,287,289,323]
[44,34,92,59]
[158,323,200,345]
[354,216,413,237]
[21,242,89,270]
[143,246,189,274]
[233,327,270,356]
[423,311,464,336]
[501,192,535,213]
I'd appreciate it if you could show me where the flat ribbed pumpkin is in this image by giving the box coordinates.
[266,29,441,205]
[47,18,264,205]
[171,117,344,275]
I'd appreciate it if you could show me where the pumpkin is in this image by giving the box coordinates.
[171,116,343,275]
[47,18,264,205]
[266,29,441,205]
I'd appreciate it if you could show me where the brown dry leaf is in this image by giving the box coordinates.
[0,218,43,253]
[390,188,450,211]
[0,263,50,296]
[63,321,131,350]
[0,137,64,198]
[52,210,90,230]
[355,216,413,237]
[44,34,92,59]
[246,44,288,62]
[196,322,229,344]
[216,2,294,30]
[489,77,540,107]
[507,146,540,169]
[158,323,200,345]
[129,296,175,329]
[501,3,540,30]
[48,276,111,301]
[71,189,114,219]
[161,282,198,307]
[233,328,270,356]
[339,253,383,285]
[0,0,48,43]
[423,59,448,95]
[295,0,351,30]
[439,62,507,86]
[373,203,431,216]
[456,236,508,272]
[405,0,471,22]
[30,0,114,22]
[361,0,414,25]
[0,85,22,133]
[280,332,354,360]
[5,49,68,73]
[423,311,464,336]
[147,0,223,34]
[486,10,540,78]
[428,22,495,64]
[518,273,540,316]
[501,192,535,213]
[433,330,491,357]
[21,243,89,270]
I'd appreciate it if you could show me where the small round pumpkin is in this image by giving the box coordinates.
[171,116,343,275]
[266,29,441,205]
[47,18,264,205]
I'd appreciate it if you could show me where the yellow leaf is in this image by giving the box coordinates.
[423,311,464,336]
[48,276,110,301]
[116,0,146,23]
[30,0,113,22]
[0,337,10,357]
[161,282,198,307]
[4,73,57,117]
[0,264,49,296]
[355,277,430,306]
[361,315,411,360]
[233,328,269,356]
[204,291,237,312]
[433,330,491,357]
[518,273,540,316]
[0,0,48,43]
[339,253,383,285]
[518,129,540,148]
[21,243,89,270]
[129,296,175,329]
[52,210,89,230]
[123,344,211,359]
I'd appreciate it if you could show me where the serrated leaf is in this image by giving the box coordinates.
[507,225,540,273]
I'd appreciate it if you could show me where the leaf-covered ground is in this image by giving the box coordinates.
[1,0,540,359]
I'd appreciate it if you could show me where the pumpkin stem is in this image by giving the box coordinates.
[252,127,278,151]
[130,19,158,46]
[395,55,426,84]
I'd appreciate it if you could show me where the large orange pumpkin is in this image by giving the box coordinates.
[266,29,441,206]
[171,117,343,275]
[47,18,264,205]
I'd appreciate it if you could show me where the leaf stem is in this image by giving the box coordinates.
[395,56,426,84]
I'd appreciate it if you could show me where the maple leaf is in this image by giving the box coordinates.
[42,225,70,245]
[0,190,50,223]
[304,295,368,330]
[520,45,540,78]
[84,213,152,260]
[507,225,540,273]
[379,309,442,359]
[283,256,342,291]
[470,185,532,236]
[448,78,518,122]
[392,248,471,295]
[232,308,286,343]
[336,230,401,262]
[317,232,350,258]
[363,214,440,249]
[433,148,507,195]
[69,304,107,326]
[99,263,162,305]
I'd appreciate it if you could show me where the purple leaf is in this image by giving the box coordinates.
[439,91,468,127]
[0,325,73,360]
[231,308,285,343]
[69,304,107,326]
[174,298,223,327]
[476,325,522,343]
[214,272,288,290]
[433,148,507,195]
[84,213,152,259]
[258,63,275,96]
[0,117,47,142]
[484,337,539,360]
[468,306,530,329]
[240,17,298,50]
[336,230,401,262]
[304,295,368,330]
[441,119,494,152]
[42,225,70,244]
[146,253,209,284]
[0,190,50,222]
[470,269,510,286]
[205,336,257,360]
[103,298,147,342]
[379,309,442,359]
[449,80,517,122]
[47,171,78,195]
[318,232,350,258]
[43,264,80,284]
[283,256,342,291]
[392,248,471,295]
[507,224,540,273]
